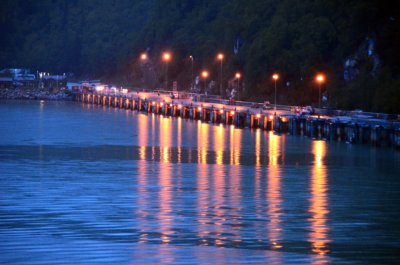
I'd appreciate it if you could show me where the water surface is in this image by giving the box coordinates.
[0,100,399,264]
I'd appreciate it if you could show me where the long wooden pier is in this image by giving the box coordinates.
[75,91,400,149]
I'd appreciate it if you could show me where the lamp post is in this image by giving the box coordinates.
[139,53,148,89]
[217,53,224,95]
[235,72,241,91]
[189,55,194,91]
[315,74,325,109]
[162,52,171,90]
[272,73,279,110]
[235,72,241,100]
[201,70,209,94]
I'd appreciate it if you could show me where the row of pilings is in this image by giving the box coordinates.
[76,93,400,149]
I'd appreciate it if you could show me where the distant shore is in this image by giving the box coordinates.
[0,87,73,101]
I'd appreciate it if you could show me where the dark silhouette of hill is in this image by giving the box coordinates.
[1,0,399,113]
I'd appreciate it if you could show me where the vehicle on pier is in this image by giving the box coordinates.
[296,105,314,115]
[262,101,272,110]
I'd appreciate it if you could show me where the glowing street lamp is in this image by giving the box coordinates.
[162,52,171,90]
[163,52,171,62]
[140,53,147,61]
[272,73,279,110]
[201,70,209,93]
[315,73,325,109]
[217,53,224,95]
[235,72,241,91]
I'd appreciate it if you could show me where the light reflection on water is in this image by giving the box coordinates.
[309,140,330,264]
[267,132,283,251]
[1,101,400,264]
[159,117,173,245]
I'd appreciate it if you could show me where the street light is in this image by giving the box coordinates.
[272,73,279,110]
[140,53,147,61]
[315,73,325,109]
[235,72,241,91]
[201,70,209,93]
[162,52,171,90]
[217,53,224,95]
[189,55,194,91]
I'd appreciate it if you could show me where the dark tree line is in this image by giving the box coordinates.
[1,0,399,113]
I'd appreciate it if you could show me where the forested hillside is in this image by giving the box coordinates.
[1,0,399,113]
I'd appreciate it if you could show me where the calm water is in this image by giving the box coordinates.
[1,100,399,265]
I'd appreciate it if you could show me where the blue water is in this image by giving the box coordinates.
[0,100,399,264]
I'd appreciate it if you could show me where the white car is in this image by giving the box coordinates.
[262,101,272,110]
[300,106,314,115]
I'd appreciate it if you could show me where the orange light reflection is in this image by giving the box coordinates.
[158,116,173,244]
[177,117,182,163]
[255,130,261,167]
[160,117,172,163]
[197,162,210,245]
[213,161,227,247]
[137,114,149,243]
[267,131,283,251]
[309,140,330,261]
[228,157,243,246]
[214,126,225,165]
[229,126,241,165]
[138,114,148,161]
[197,122,209,164]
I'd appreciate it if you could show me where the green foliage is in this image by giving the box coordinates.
[1,0,399,113]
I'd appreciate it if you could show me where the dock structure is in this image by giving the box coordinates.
[76,91,400,150]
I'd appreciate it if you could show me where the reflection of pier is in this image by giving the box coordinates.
[75,91,400,149]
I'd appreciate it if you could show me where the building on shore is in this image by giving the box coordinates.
[0,68,36,88]
[41,75,67,92]
[0,77,13,89]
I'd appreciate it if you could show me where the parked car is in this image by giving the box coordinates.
[300,106,314,115]
[262,101,272,110]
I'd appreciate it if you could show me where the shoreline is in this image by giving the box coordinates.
[0,87,73,101]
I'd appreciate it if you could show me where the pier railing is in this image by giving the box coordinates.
[97,89,399,120]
